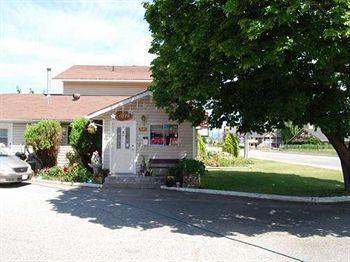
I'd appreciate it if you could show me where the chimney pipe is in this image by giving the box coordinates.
[46,68,51,95]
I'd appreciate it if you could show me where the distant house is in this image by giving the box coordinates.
[0,65,197,174]
[248,131,282,149]
[289,127,328,144]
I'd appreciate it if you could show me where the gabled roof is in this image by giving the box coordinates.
[53,65,152,82]
[290,128,329,143]
[86,91,152,119]
[0,94,131,122]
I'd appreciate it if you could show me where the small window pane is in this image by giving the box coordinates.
[125,127,130,149]
[0,129,8,146]
[150,125,164,145]
[116,127,121,149]
[164,125,178,145]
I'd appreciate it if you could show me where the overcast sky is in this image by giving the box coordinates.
[0,0,153,94]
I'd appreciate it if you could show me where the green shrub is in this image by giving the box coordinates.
[24,120,62,167]
[197,134,208,161]
[38,163,93,183]
[304,137,323,145]
[69,118,100,169]
[177,158,206,177]
[205,153,253,167]
[282,143,333,150]
[223,133,240,157]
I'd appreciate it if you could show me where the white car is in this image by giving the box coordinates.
[0,147,33,184]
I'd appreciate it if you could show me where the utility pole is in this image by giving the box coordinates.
[244,133,249,158]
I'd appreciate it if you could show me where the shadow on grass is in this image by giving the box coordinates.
[47,185,350,241]
[201,171,345,197]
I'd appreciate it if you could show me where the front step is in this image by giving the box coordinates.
[103,174,165,189]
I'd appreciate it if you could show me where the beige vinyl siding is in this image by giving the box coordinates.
[13,123,26,145]
[10,123,26,154]
[63,81,149,96]
[57,146,73,166]
[97,95,196,172]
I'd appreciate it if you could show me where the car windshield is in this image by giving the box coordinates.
[0,148,9,156]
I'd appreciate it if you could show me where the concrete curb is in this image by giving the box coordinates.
[30,178,102,188]
[160,186,350,203]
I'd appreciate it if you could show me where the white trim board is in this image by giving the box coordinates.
[86,91,152,119]
[54,78,152,83]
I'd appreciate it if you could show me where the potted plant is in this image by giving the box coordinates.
[165,175,175,187]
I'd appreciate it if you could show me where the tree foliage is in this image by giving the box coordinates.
[223,133,240,157]
[197,133,208,160]
[69,118,101,169]
[281,122,301,144]
[24,120,62,167]
[144,0,350,191]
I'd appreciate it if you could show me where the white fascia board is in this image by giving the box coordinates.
[54,78,152,83]
[0,119,73,123]
[86,91,152,119]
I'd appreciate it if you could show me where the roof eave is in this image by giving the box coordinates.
[86,91,152,119]
[53,78,153,83]
[0,119,74,123]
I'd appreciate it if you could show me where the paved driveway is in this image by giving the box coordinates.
[248,150,341,170]
[1,183,350,261]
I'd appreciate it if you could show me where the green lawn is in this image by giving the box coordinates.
[278,148,338,157]
[201,159,345,197]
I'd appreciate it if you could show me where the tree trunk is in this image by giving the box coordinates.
[324,133,350,192]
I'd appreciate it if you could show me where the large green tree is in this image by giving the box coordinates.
[144,0,350,191]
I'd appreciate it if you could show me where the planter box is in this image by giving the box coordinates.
[182,172,200,188]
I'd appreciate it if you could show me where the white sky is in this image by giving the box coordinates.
[0,0,154,94]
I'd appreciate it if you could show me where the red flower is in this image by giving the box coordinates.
[63,166,69,173]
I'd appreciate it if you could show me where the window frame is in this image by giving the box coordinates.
[0,123,13,148]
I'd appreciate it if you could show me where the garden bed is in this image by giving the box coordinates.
[37,164,103,184]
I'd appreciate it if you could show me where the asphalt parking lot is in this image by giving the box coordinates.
[1,182,350,261]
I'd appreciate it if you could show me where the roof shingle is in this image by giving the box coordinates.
[0,94,130,121]
[53,65,152,81]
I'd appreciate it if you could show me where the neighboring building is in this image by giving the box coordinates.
[248,131,282,149]
[0,65,197,175]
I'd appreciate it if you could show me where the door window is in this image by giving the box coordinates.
[125,127,130,149]
[116,127,121,149]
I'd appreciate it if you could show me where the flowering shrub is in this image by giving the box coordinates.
[205,152,253,167]
[38,163,93,183]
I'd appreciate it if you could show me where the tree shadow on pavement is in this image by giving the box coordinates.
[47,186,350,239]
[0,182,31,189]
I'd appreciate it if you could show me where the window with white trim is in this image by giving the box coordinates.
[0,129,8,146]
[150,124,178,146]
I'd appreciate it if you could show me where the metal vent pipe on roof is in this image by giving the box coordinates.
[72,93,81,100]
[46,68,51,95]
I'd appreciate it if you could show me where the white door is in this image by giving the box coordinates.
[111,121,136,174]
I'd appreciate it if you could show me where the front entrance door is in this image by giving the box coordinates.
[111,121,136,174]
